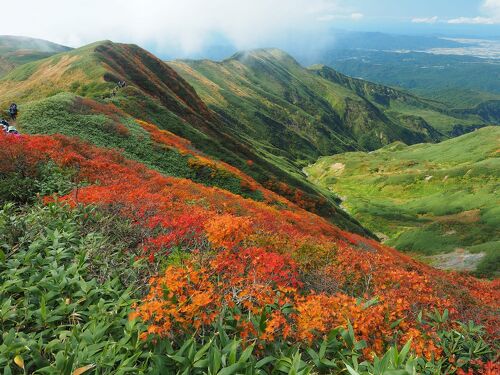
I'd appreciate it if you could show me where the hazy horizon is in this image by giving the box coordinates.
[0,0,499,60]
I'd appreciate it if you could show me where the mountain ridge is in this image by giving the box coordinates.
[0,40,371,236]
[171,47,492,158]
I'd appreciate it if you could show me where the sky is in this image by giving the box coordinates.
[0,0,499,57]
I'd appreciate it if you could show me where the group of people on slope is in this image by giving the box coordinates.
[1,103,19,135]
[110,80,127,98]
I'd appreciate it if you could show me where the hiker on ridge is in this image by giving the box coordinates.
[7,125,19,135]
[1,119,9,132]
[9,103,18,121]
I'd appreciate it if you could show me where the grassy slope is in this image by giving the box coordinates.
[171,49,452,162]
[16,92,267,201]
[0,41,369,236]
[305,127,500,277]
[0,35,70,77]
[308,64,491,135]
[316,49,500,108]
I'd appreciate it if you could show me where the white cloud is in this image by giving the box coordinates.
[483,0,500,14]
[414,0,500,26]
[350,13,364,21]
[447,16,496,24]
[0,0,353,54]
[446,0,500,25]
[318,12,364,22]
[411,16,438,24]
[482,0,500,20]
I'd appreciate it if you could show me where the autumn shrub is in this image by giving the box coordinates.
[213,247,301,288]
[0,134,77,203]
[204,214,254,249]
[0,133,498,373]
[136,255,498,373]
[18,95,268,201]
[111,122,130,137]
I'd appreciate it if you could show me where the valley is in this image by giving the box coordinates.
[305,127,500,278]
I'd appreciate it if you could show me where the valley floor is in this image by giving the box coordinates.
[305,127,500,278]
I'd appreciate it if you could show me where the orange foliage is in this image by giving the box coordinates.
[204,214,253,248]
[1,132,498,359]
[75,96,124,119]
[264,178,330,213]
[112,123,130,137]
[138,120,267,197]
[137,120,194,155]
[137,265,218,337]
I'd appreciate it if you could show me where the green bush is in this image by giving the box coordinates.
[0,203,156,374]
[0,161,76,204]
[17,93,266,201]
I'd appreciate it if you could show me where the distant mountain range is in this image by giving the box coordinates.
[0,35,70,76]
[307,48,500,107]
[159,30,500,109]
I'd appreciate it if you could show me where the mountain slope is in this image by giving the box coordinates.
[1,131,498,373]
[305,127,500,277]
[309,64,496,135]
[294,45,500,109]
[171,49,496,163]
[171,49,449,160]
[0,35,71,76]
[0,38,498,373]
[0,41,369,236]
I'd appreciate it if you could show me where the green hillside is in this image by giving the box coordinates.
[311,49,500,109]
[0,35,71,76]
[0,41,370,236]
[171,49,497,163]
[309,64,496,135]
[171,49,448,160]
[305,127,500,277]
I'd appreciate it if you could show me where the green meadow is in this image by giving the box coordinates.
[305,127,500,277]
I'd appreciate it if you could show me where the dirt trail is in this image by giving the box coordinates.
[425,248,484,271]
[329,162,345,174]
